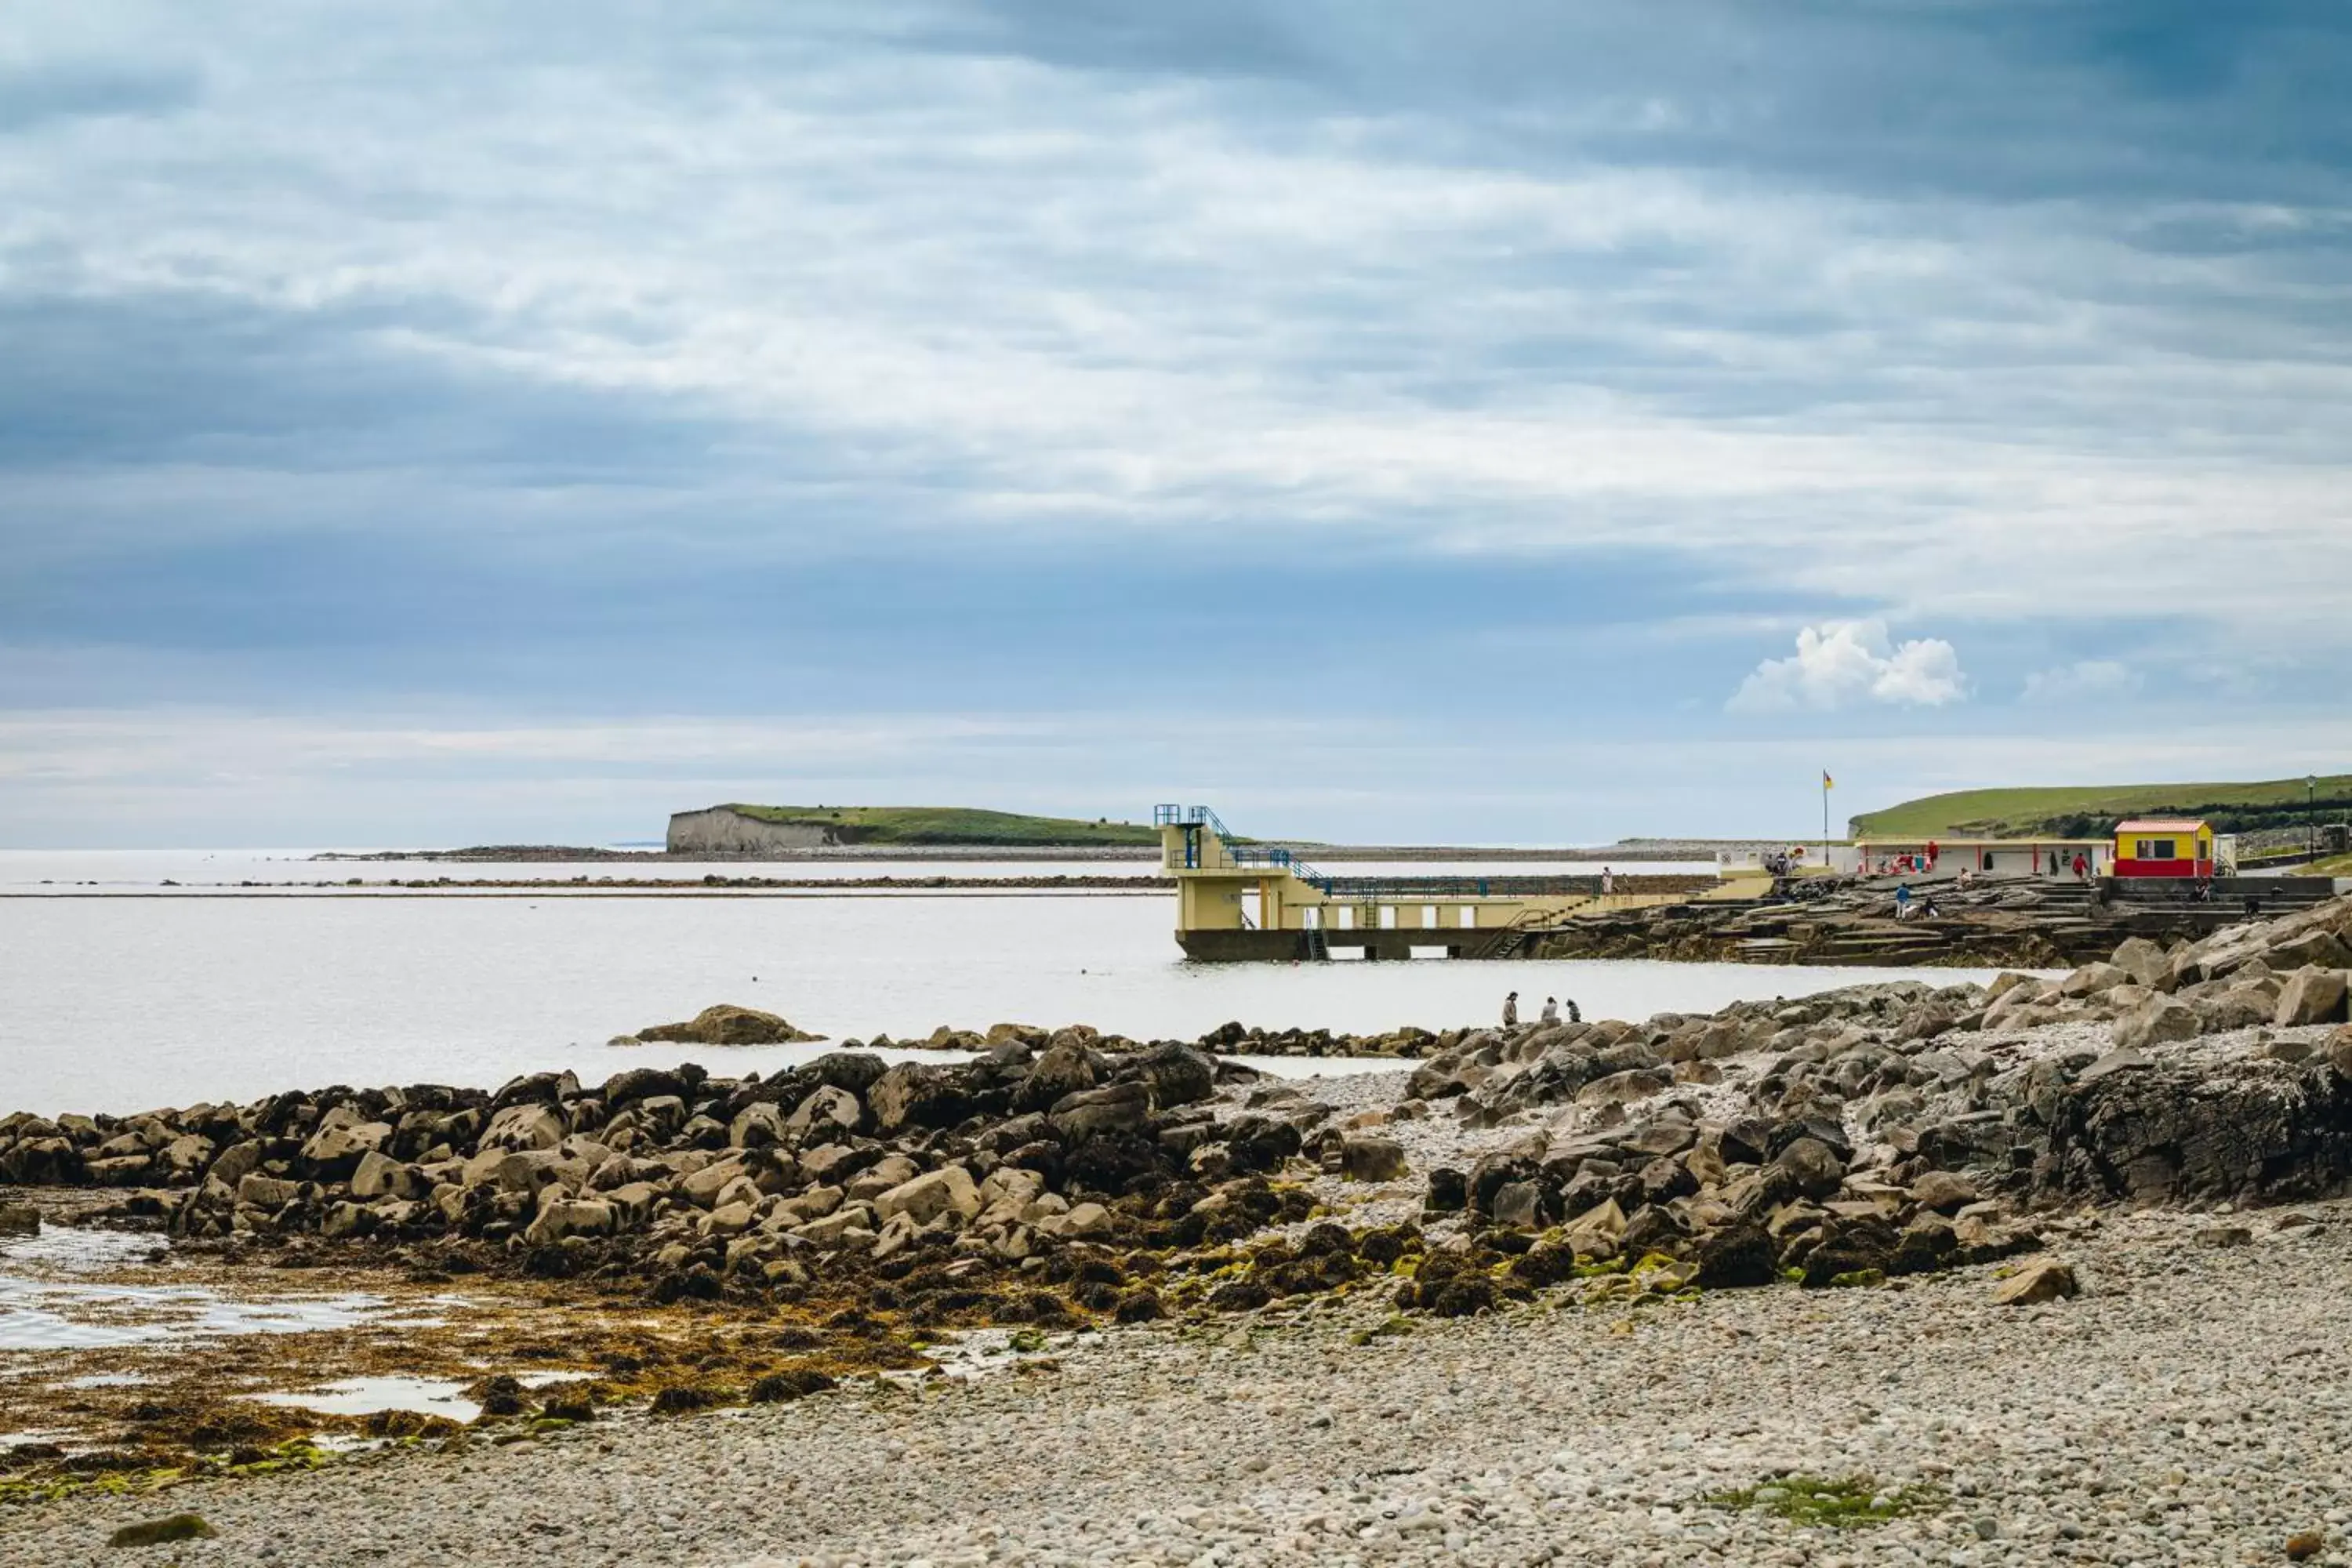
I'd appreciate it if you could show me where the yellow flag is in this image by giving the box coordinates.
[1822,771,1835,789]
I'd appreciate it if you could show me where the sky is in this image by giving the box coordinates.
[2,2,2348,848]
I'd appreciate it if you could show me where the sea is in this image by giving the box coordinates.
[0,849,2027,1117]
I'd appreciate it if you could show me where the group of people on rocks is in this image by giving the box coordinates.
[1892,883,1944,922]
[1870,839,1940,877]
[1501,992,1581,1027]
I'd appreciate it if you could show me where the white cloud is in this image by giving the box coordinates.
[1728,620,1968,713]
[4,8,2351,645]
[2021,660,2142,703]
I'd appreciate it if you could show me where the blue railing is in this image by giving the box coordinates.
[1153,804,1234,837]
[1153,804,1338,892]
[1154,803,1625,905]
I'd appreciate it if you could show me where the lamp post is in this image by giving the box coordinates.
[2311,775,2320,859]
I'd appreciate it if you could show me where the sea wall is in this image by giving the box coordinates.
[666,807,834,854]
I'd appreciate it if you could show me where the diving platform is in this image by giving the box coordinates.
[1155,805,1755,961]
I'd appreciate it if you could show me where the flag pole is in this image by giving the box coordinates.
[1821,769,1831,873]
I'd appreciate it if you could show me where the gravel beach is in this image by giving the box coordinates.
[6,1197,2348,1567]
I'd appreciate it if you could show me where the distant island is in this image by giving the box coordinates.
[1853,772,2352,840]
[666,803,1162,853]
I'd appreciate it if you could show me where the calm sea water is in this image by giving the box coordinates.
[0,850,1722,894]
[1,880,2021,1116]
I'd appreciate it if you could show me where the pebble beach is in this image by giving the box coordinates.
[5,1196,2347,1567]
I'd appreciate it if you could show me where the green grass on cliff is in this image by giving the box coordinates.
[1850,775,2352,840]
[714,804,1159,848]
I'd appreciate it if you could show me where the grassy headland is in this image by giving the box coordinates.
[1851,774,2352,840]
[718,804,1160,848]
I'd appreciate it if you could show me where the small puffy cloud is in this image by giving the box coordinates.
[1728,620,1968,712]
[2021,659,2142,703]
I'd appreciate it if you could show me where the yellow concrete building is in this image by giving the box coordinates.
[1155,805,1753,960]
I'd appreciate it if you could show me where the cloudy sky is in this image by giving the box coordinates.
[2,2,2347,847]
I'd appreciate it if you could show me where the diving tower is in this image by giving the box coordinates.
[1153,805,1753,961]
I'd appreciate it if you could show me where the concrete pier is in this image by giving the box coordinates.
[1156,805,1746,962]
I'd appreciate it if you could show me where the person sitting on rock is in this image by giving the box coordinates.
[1539,996,1560,1025]
[1566,998,1583,1024]
[1501,991,1519,1027]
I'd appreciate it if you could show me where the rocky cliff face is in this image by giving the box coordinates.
[666,807,834,854]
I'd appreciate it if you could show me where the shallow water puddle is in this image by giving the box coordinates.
[879,1326,1100,1388]
[248,1375,482,1423]
[0,1226,408,1353]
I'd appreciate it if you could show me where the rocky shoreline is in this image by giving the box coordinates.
[5,893,2351,1559]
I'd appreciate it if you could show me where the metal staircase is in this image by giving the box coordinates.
[1155,804,1338,894]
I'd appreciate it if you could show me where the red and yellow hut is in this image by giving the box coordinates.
[2112,818,2215,879]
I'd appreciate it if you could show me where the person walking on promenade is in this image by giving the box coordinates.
[1502,992,1519,1027]
[1600,867,1615,895]
[1540,996,1560,1025]
[1893,883,1914,920]
[2073,852,2090,881]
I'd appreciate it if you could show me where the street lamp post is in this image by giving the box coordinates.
[2311,775,2320,860]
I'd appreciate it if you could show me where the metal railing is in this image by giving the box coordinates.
[1153,804,1336,891]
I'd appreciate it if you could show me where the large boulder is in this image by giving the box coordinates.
[2038,1057,2352,1205]
[2275,967,2350,1028]
[237,1173,301,1210]
[1774,1136,1846,1200]
[785,1084,862,1137]
[2112,996,2201,1052]
[797,1051,889,1098]
[1340,1134,1409,1183]
[2271,929,2352,972]
[2109,937,2171,990]
[1467,1148,1541,1215]
[299,1116,391,1175]
[1046,1082,1151,1140]
[600,1066,690,1106]
[2059,963,2126,999]
[728,1102,789,1149]
[634,1004,822,1046]
[524,1198,615,1246]
[1012,1043,1096,1113]
[1907,1171,1980,1214]
[1796,1213,1900,1287]
[866,1063,971,1134]
[874,1166,982,1228]
[1136,1044,1216,1109]
[481,1102,567,1154]
[156,1134,216,1182]
[1692,1220,1777,1288]
[350,1149,423,1200]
